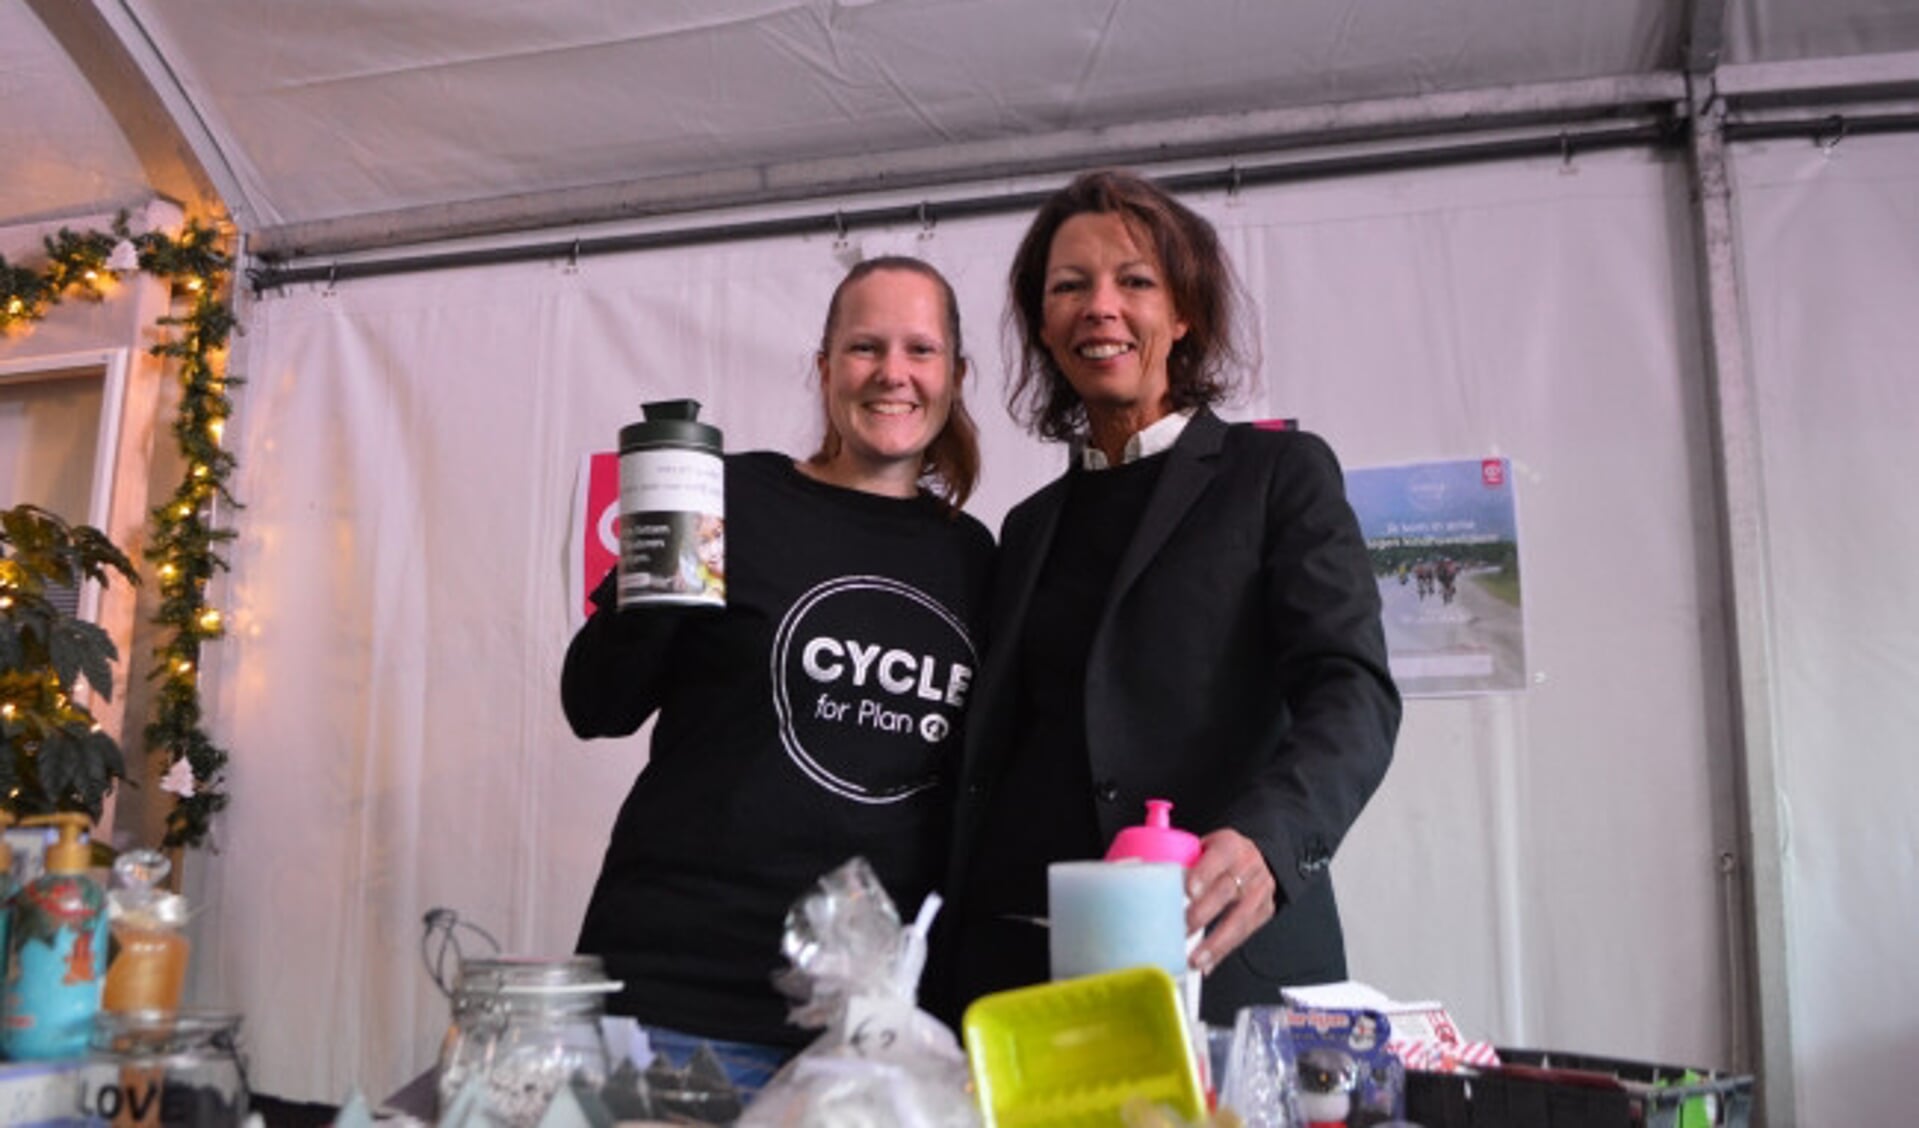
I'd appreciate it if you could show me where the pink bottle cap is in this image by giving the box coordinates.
[1104,799,1201,867]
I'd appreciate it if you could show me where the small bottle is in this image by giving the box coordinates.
[1,813,109,1060]
[102,849,191,1013]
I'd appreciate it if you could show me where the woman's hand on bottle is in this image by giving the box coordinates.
[1185,829,1276,975]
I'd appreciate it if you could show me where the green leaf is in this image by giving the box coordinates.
[36,727,76,802]
[79,734,107,794]
[12,602,53,652]
[69,525,137,586]
[62,619,118,701]
[47,623,80,692]
[87,730,126,783]
[0,505,35,547]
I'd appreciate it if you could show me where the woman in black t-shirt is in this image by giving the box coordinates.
[562,257,994,1096]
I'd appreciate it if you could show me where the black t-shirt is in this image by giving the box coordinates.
[563,452,994,1046]
[950,456,1162,996]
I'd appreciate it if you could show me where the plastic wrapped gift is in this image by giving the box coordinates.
[741,857,976,1128]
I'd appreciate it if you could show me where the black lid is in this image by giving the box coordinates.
[620,398,723,451]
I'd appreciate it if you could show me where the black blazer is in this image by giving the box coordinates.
[944,408,1401,1020]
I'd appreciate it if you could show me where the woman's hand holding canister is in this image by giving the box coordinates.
[1186,829,1276,975]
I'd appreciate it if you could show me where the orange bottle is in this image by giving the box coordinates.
[101,850,190,1013]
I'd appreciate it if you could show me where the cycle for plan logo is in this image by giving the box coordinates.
[771,576,976,804]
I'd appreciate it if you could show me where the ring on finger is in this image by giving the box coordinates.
[1230,871,1246,897]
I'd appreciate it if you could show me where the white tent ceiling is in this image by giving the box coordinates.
[5,0,1918,252]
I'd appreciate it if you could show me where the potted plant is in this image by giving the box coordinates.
[0,503,138,820]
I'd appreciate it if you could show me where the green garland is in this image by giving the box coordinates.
[0,214,238,848]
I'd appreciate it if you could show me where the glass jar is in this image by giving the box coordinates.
[79,1009,249,1128]
[436,955,621,1127]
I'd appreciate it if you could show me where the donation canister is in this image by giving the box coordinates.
[616,399,725,610]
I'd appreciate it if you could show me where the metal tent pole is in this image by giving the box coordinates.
[248,119,1680,292]
[1683,81,1797,1128]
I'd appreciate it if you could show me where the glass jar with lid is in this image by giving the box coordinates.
[436,955,622,1126]
[79,1009,249,1127]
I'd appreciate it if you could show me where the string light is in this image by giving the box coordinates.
[198,609,222,632]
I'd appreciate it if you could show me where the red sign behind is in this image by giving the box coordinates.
[582,451,621,619]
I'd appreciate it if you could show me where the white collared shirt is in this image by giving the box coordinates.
[1081,409,1195,470]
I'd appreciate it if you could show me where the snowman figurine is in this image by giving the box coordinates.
[1295,1047,1360,1127]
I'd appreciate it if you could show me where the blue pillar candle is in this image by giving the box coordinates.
[1048,861,1189,982]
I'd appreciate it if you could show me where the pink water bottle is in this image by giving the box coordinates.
[1104,800,1210,1095]
[1105,799,1201,867]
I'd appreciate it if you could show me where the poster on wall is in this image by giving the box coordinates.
[1344,457,1527,696]
[571,451,621,632]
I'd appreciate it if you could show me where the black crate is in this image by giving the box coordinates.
[1402,1048,1753,1128]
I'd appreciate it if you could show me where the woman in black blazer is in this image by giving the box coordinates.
[937,169,1402,1027]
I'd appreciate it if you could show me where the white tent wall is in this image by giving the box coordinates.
[1730,131,1919,1126]
[194,145,1755,1106]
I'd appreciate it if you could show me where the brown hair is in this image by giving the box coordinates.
[809,255,980,510]
[1006,168,1247,442]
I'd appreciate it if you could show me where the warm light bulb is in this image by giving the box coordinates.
[208,418,225,442]
[192,464,210,479]
[1,703,14,719]
[198,609,223,631]
[84,269,99,282]
[159,563,179,580]
[186,277,204,292]
[175,502,194,518]
[174,659,194,675]
[4,297,21,315]
[0,596,10,610]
